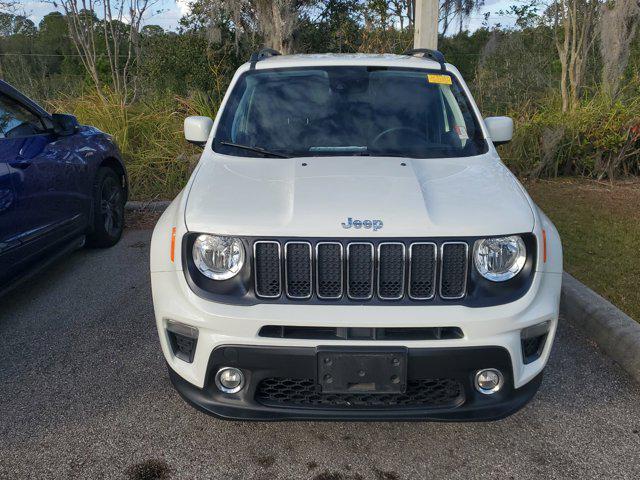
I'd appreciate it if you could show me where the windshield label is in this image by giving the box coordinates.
[427,74,452,85]
[341,217,383,232]
[454,125,469,140]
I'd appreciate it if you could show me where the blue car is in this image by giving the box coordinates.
[0,81,127,293]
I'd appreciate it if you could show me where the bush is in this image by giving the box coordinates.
[47,90,218,200]
[500,95,640,179]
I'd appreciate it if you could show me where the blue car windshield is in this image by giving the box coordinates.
[213,66,488,158]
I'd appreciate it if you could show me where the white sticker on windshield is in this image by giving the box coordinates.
[454,125,469,140]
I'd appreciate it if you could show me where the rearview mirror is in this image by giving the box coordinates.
[51,113,79,136]
[484,116,514,146]
[184,116,213,147]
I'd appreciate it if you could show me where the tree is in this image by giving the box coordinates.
[56,0,156,103]
[183,0,310,54]
[0,1,16,12]
[36,12,75,76]
[551,0,601,111]
[141,24,165,36]
[599,0,640,98]
[297,0,361,52]
[0,13,36,36]
[440,0,485,35]
[254,0,299,53]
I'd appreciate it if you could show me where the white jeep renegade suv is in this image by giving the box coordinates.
[150,49,562,421]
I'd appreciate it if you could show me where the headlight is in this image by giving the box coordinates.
[192,234,245,280]
[473,235,526,282]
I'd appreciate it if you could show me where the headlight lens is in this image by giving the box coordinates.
[473,235,526,282]
[192,234,245,280]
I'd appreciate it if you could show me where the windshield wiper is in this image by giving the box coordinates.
[219,141,290,158]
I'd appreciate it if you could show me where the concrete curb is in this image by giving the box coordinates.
[125,200,170,212]
[561,272,640,383]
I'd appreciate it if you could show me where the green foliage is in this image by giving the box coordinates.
[140,33,224,95]
[471,26,558,113]
[46,91,216,200]
[296,1,363,53]
[501,94,640,179]
[439,29,491,81]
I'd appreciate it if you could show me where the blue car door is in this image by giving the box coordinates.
[0,93,85,267]
[0,147,18,283]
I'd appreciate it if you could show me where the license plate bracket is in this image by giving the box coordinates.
[317,348,408,394]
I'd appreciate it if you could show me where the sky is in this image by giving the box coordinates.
[21,0,518,33]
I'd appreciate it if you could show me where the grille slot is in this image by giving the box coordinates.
[347,243,374,300]
[256,377,465,410]
[377,243,406,300]
[316,242,343,299]
[409,243,437,300]
[440,242,468,299]
[254,241,282,298]
[285,242,312,299]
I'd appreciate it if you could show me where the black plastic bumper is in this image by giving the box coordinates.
[167,345,543,421]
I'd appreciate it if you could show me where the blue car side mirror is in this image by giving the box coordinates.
[51,113,79,136]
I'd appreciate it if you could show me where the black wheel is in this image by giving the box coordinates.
[87,167,125,248]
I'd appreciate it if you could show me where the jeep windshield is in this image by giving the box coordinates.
[213,66,488,159]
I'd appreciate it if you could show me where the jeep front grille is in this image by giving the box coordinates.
[253,239,470,302]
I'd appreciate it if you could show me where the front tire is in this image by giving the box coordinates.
[87,167,125,248]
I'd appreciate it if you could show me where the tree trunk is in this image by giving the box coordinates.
[599,0,640,98]
[554,0,599,112]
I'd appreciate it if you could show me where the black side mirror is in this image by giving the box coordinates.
[51,113,79,136]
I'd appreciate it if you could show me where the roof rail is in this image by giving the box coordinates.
[402,48,446,71]
[249,48,281,69]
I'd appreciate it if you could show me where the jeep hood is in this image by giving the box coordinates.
[184,154,535,237]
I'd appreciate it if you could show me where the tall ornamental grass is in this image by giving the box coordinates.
[46,90,218,200]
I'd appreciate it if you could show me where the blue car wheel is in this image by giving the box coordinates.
[87,167,125,247]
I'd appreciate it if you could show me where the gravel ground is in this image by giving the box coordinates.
[1,229,639,480]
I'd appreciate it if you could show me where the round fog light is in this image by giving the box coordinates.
[215,367,245,394]
[474,368,504,395]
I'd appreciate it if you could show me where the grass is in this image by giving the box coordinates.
[46,91,212,200]
[525,178,640,321]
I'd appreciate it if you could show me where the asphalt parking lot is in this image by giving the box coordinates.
[1,227,639,480]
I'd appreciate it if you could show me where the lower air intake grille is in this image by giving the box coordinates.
[167,331,197,363]
[522,334,548,364]
[258,325,464,341]
[254,241,281,298]
[256,377,465,409]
